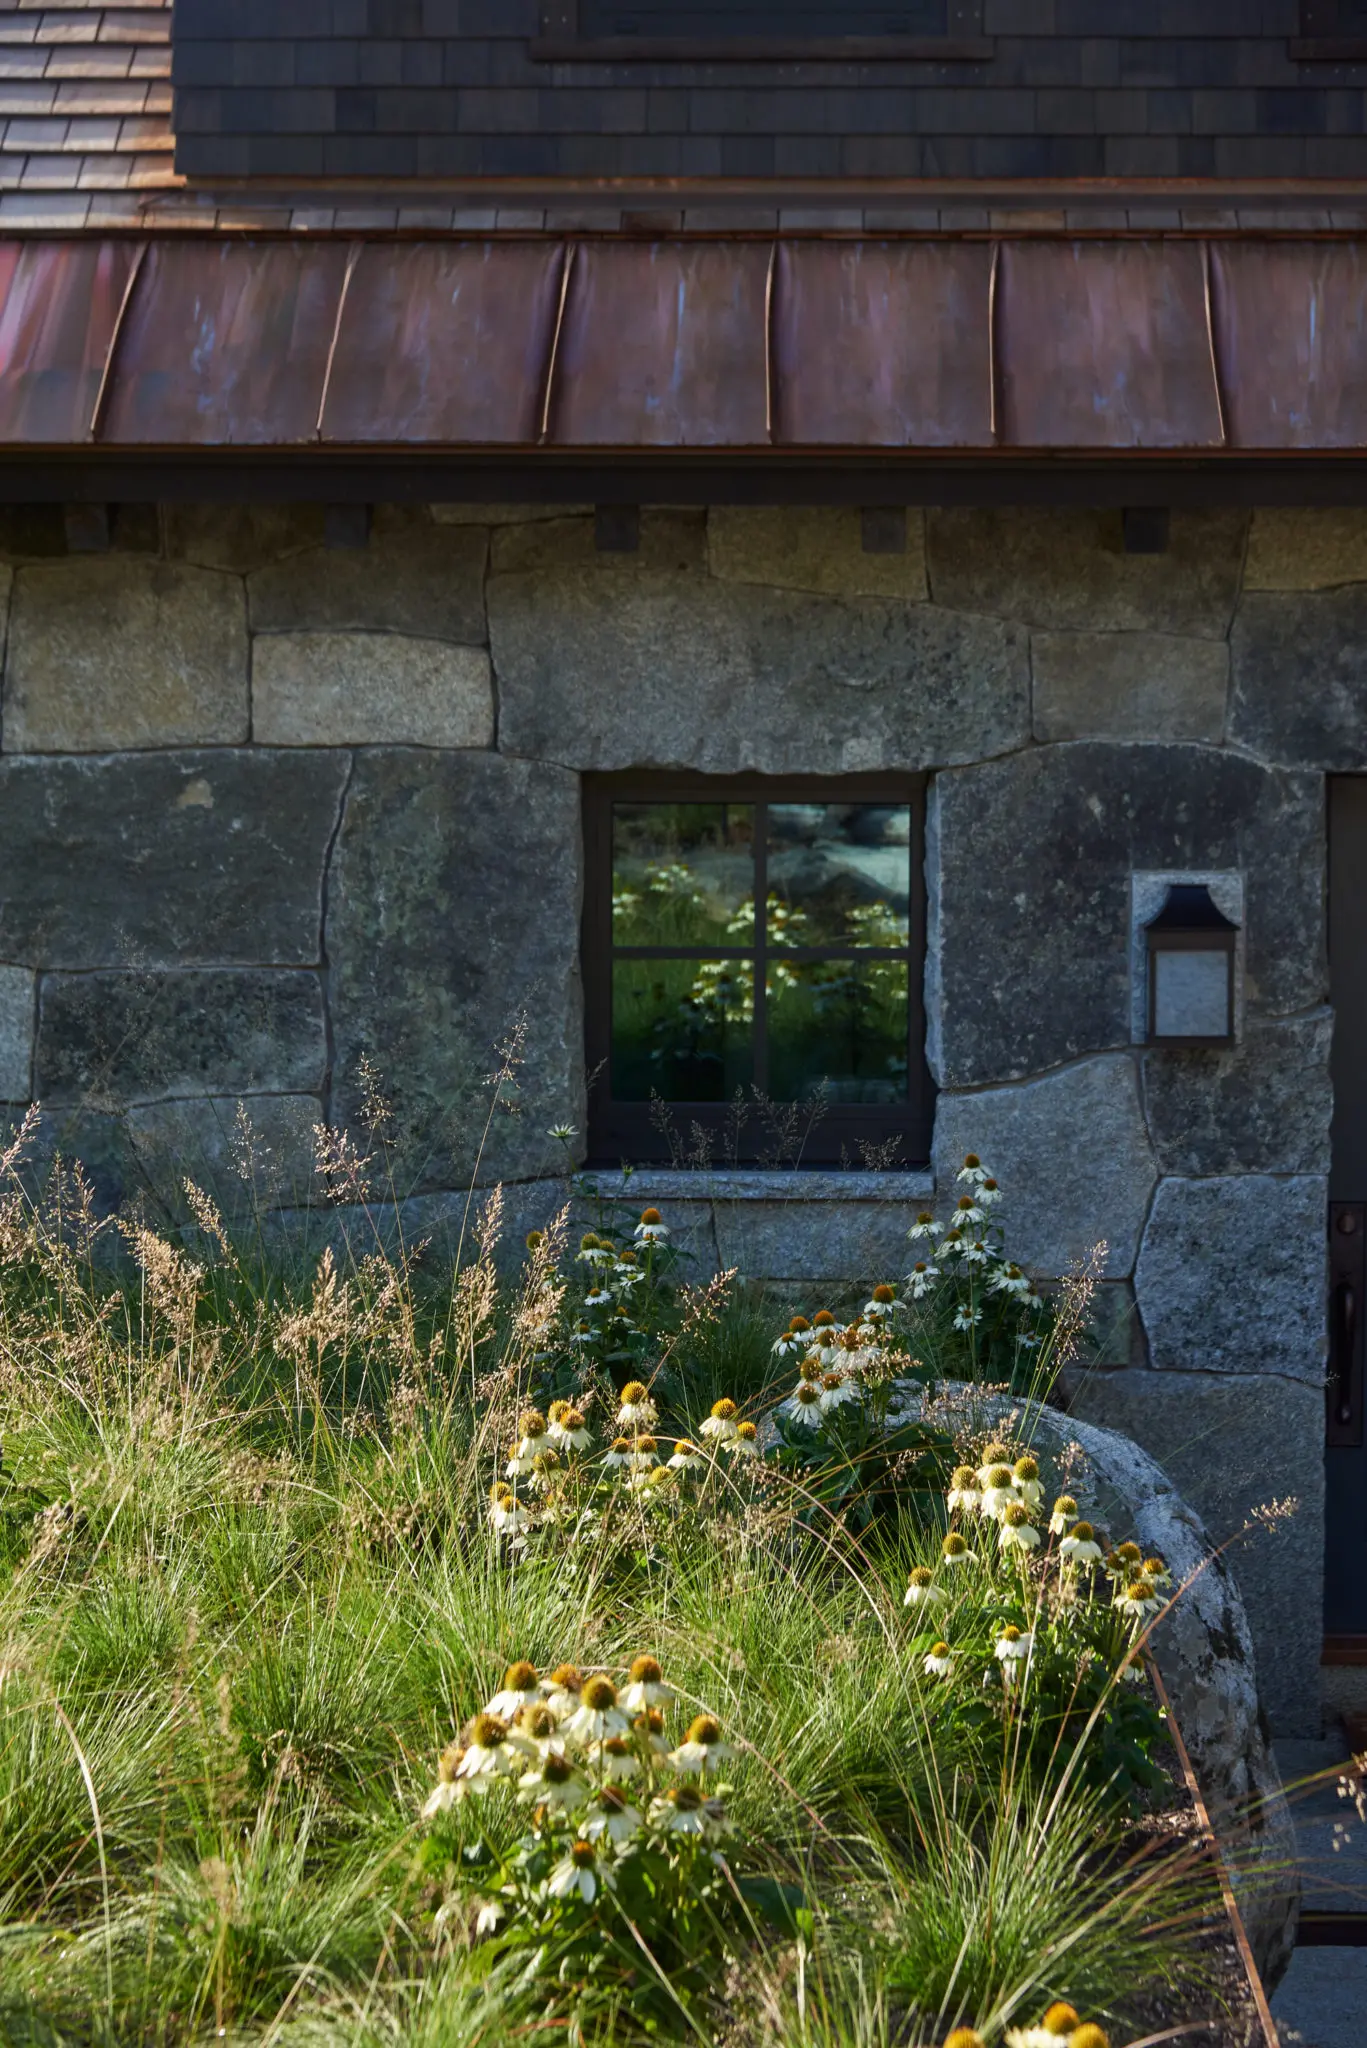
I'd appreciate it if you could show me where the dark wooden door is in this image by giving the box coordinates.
[1328,778,1367,1638]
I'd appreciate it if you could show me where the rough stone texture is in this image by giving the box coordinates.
[491,517,1029,772]
[431,503,591,526]
[252,634,494,748]
[128,1095,321,1219]
[0,750,348,970]
[931,744,1324,1086]
[0,1103,139,1218]
[327,749,582,1189]
[928,508,1247,637]
[711,1197,921,1289]
[493,511,706,579]
[249,520,487,643]
[932,1055,1156,1279]
[1031,631,1228,743]
[4,559,248,752]
[707,507,929,600]
[1134,1175,1327,1386]
[36,971,326,1105]
[1244,508,1367,592]
[1143,1012,1334,1177]
[1066,1367,1325,1744]
[0,965,33,1101]
[164,504,326,574]
[1232,586,1367,769]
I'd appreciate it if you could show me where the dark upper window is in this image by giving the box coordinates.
[1295,1,1367,53]
[583,775,931,1169]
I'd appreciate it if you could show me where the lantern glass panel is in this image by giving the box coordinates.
[1152,948,1231,1040]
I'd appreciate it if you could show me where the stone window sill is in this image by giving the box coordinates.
[577,1167,934,1203]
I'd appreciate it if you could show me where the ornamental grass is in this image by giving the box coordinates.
[0,1110,1240,2045]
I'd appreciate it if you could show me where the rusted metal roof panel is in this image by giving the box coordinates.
[98,239,350,446]
[997,240,1225,450]
[547,240,771,447]
[1210,242,1367,450]
[773,240,994,447]
[0,241,142,445]
[321,241,566,446]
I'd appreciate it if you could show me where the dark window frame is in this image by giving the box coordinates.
[533,0,992,62]
[1293,1,1367,56]
[583,770,933,1170]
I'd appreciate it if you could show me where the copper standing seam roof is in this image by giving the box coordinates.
[5,231,1367,454]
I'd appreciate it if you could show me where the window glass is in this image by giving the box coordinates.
[767,802,911,948]
[611,958,755,1102]
[611,802,754,947]
[582,2,948,34]
[769,960,909,1103]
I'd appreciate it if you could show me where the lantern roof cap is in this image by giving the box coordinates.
[1144,883,1239,935]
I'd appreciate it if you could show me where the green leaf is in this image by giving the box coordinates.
[735,1873,807,1935]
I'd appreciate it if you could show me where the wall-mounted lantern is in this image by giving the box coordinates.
[1144,883,1239,1047]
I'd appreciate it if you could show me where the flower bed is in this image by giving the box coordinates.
[0,1126,1276,2045]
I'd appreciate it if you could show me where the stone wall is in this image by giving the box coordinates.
[0,496,1348,1733]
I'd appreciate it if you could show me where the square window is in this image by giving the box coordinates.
[583,774,932,1167]
[535,0,991,59]
[1294,2,1367,54]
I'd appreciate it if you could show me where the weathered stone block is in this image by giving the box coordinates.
[4,559,248,752]
[128,1095,321,1216]
[932,744,1324,1085]
[1031,631,1228,742]
[1134,1175,1327,1384]
[491,535,1029,772]
[0,1103,138,1218]
[37,970,326,1104]
[1232,586,1367,768]
[252,633,494,748]
[708,507,928,600]
[327,749,583,1188]
[711,1197,920,1289]
[1244,507,1367,591]
[928,508,1246,637]
[249,521,487,643]
[1066,1366,1325,1739]
[1142,1011,1333,1176]
[431,503,592,526]
[164,504,326,574]
[491,511,707,578]
[0,751,348,969]
[933,1055,1156,1278]
[0,965,33,1099]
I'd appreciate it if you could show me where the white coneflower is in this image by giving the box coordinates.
[634,1207,669,1242]
[1142,1555,1173,1590]
[632,1706,670,1757]
[576,1233,613,1267]
[724,1420,760,1458]
[506,1409,549,1476]
[989,1261,1031,1298]
[908,1210,942,1241]
[772,1315,812,1358]
[629,1433,660,1472]
[980,1465,1019,1520]
[977,1176,1004,1207]
[1058,1520,1104,1566]
[999,1501,1041,1553]
[953,1305,982,1331]
[1114,1577,1162,1624]
[421,1742,468,1816]
[547,1403,592,1452]
[863,1283,898,1319]
[569,1321,596,1347]
[650,1784,709,1835]
[506,1701,559,1758]
[489,1486,531,1536]
[547,1837,610,1903]
[1049,1494,1078,1537]
[941,1531,973,1567]
[786,1380,826,1430]
[620,1655,674,1712]
[1012,1456,1043,1509]
[616,1381,658,1430]
[591,1734,642,1782]
[485,1661,542,1720]
[953,1194,986,1227]
[527,1449,563,1494]
[1107,1541,1144,1580]
[935,1228,965,1262]
[923,1641,955,1678]
[540,1664,584,1721]
[668,1712,734,1775]
[819,1371,860,1414]
[563,1675,630,1745]
[456,1714,515,1786]
[976,1444,1014,1484]
[584,1287,613,1308]
[583,1785,643,1844]
[518,1749,588,1812]
[602,1436,634,1471]
[947,1466,982,1514]
[904,1565,947,1610]
[668,1439,706,1472]
[474,1899,504,1935]
[700,1397,739,1442]
[994,1624,1032,1669]
[906,1261,937,1299]
[957,1153,990,1185]
[1016,2001,1080,2043]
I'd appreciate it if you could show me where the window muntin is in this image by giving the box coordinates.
[584,775,931,1167]
[581,2,948,35]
